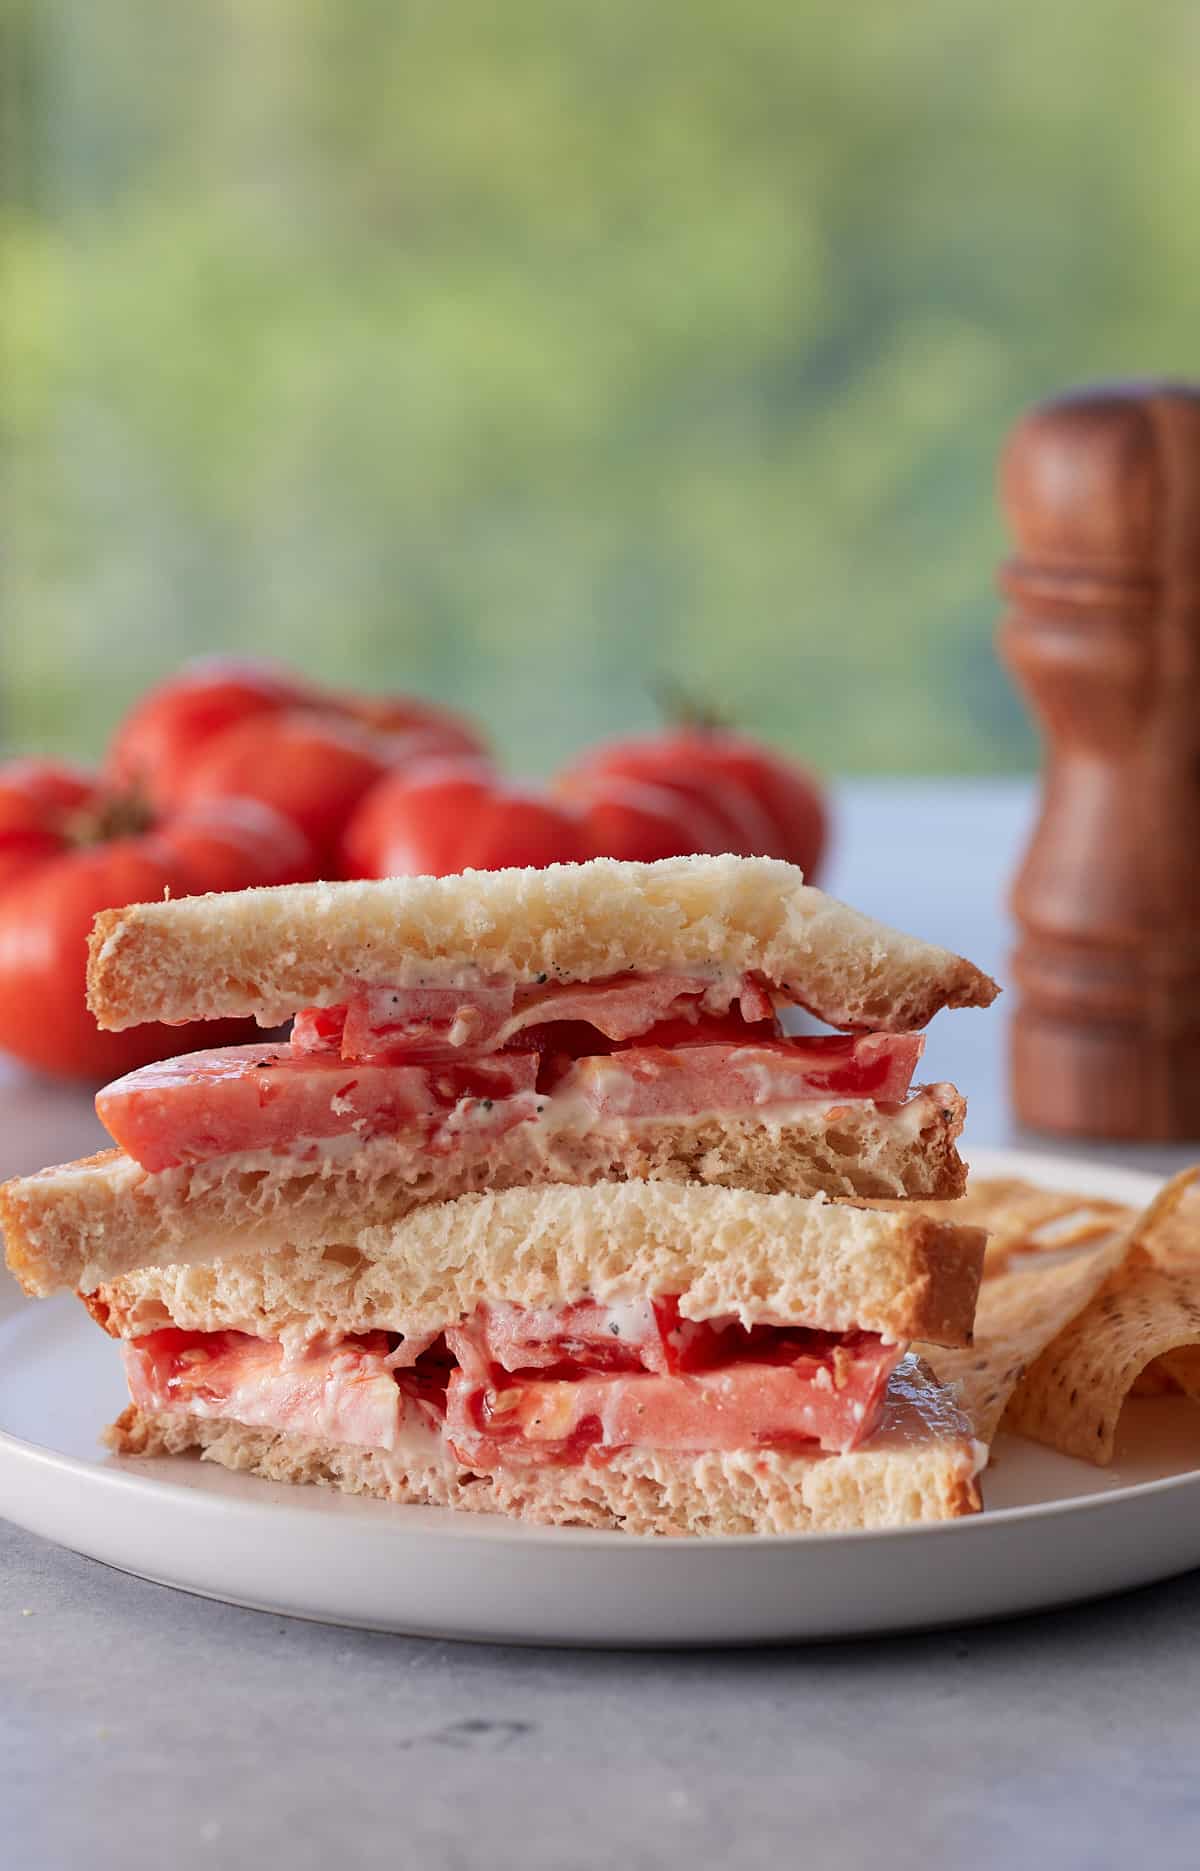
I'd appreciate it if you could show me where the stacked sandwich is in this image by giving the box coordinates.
[2,857,997,1535]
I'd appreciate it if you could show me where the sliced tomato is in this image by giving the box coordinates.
[341,981,516,1058]
[456,1298,878,1382]
[618,1008,776,1052]
[289,1004,352,1054]
[290,990,513,1059]
[123,1327,407,1450]
[446,1334,902,1464]
[289,972,776,1064]
[97,1044,539,1171]
[98,1027,921,1168]
[506,973,729,1044]
[120,1314,903,1467]
[467,1299,676,1376]
[552,1033,923,1119]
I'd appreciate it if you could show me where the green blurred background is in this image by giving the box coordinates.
[3,0,1198,775]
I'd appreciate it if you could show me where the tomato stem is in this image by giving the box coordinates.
[649,676,729,733]
[65,790,156,846]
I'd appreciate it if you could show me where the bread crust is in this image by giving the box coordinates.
[105,1358,984,1535]
[2,1088,969,1298]
[87,856,998,1033]
[86,1179,985,1348]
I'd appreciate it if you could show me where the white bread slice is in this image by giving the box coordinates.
[105,1357,985,1535]
[87,856,998,1033]
[86,1180,985,1348]
[2,1086,968,1298]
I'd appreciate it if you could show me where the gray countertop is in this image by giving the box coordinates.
[4,779,1199,1871]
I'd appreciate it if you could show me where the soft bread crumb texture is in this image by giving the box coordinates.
[89,1180,985,1348]
[87,856,998,1032]
[106,1359,983,1535]
[2,1089,968,1297]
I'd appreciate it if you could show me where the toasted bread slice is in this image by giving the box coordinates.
[88,856,998,1034]
[106,1356,985,1535]
[2,1087,969,1298]
[85,1178,986,1348]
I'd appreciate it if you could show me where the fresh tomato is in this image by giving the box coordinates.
[175,709,480,870]
[147,797,314,894]
[568,774,736,863]
[0,759,99,893]
[326,689,487,757]
[107,656,488,826]
[0,760,315,1080]
[557,760,775,860]
[672,727,828,876]
[558,725,828,877]
[105,658,315,811]
[341,759,588,878]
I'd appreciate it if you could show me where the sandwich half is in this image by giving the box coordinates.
[2,857,996,1295]
[95,1181,988,1535]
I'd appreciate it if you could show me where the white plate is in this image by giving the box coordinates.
[3,1146,1200,1646]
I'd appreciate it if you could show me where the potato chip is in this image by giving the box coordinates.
[1132,1173,1200,1273]
[1003,1170,1200,1463]
[916,1169,1200,1462]
[1125,1178,1200,1397]
[1152,1346,1200,1397]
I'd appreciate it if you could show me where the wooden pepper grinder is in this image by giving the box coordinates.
[999,382,1200,1140]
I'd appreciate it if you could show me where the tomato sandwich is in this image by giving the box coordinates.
[90,1180,986,1534]
[2,856,996,1295]
[0,854,996,1535]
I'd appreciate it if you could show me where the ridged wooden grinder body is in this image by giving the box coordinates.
[999,382,1200,1139]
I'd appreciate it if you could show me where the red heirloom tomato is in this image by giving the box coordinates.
[557,758,773,860]
[0,759,314,1080]
[0,759,99,893]
[176,710,483,870]
[107,657,488,833]
[342,760,587,878]
[558,724,828,878]
[568,774,736,863]
[106,658,315,811]
[325,689,487,757]
[175,710,396,867]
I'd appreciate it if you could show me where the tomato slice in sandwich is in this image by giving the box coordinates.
[446,1332,903,1463]
[290,971,778,1062]
[550,1032,923,1117]
[97,1044,539,1172]
[95,1029,922,1171]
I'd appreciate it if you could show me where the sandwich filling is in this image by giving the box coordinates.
[96,970,926,1172]
[120,1296,906,1466]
